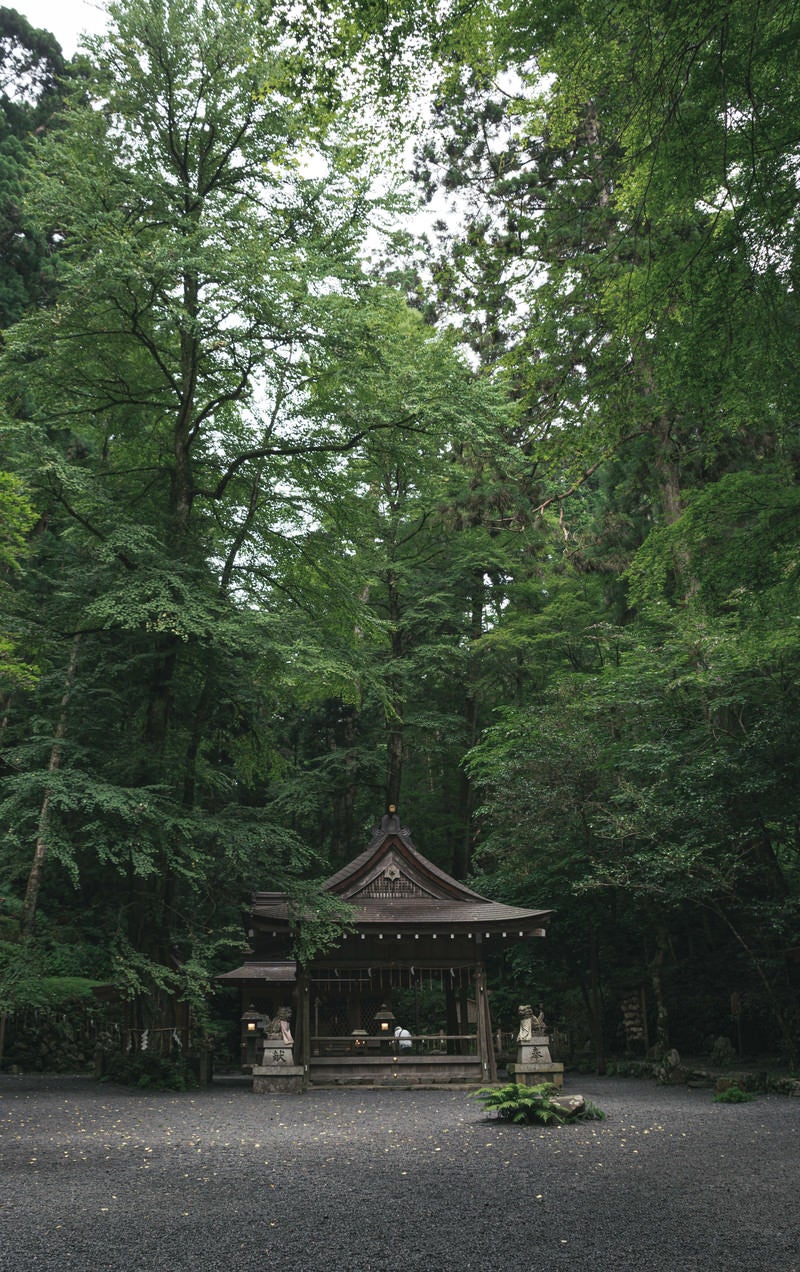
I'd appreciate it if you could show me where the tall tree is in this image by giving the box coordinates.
[0,7,66,327]
[413,0,800,1057]
[251,285,527,873]
[0,0,462,1020]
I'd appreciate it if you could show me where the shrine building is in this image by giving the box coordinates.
[219,809,551,1086]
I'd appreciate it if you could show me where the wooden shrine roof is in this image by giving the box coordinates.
[217,959,297,984]
[250,811,550,937]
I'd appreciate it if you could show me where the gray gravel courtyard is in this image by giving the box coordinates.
[1,1073,798,1271]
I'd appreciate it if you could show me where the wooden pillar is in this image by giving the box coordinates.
[458,982,470,1055]
[298,971,311,1090]
[445,982,459,1054]
[475,963,497,1083]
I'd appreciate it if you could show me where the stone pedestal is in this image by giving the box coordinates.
[252,1040,304,1093]
[518,1033,553,1064]
[252,1065,304,1093]
[507,1033,564,1088]
[507,1060,564,1088]
[262,1039,294,1064]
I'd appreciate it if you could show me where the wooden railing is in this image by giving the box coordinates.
[311,1033,478,1057]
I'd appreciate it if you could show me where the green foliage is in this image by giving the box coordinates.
[286,887,357,967]
[0,0,454,1027]
[1,0,799,1076]
[0,938,106,1015]
[102,1051,199,1091]
[22,975,102,1007]
[713,1085,754,1104]
[626,468,800,614]
[472,1081,605,1124]
[0,470,38,688]
[0,937,114,1073]
[0,470,34,570]
[0,6,66,327]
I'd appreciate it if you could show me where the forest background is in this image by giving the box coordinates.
[1,0,798,1075]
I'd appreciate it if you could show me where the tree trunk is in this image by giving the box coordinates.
[385,567,404,808]
[588,915,606,1074]
[19,634,81,940]
[452,579,484,880]
[650,926,671,1057]
[651,412,685,528]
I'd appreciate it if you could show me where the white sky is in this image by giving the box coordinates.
[11,0,109,55]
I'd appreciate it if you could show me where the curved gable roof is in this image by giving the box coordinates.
[251,812,550,935]
[323,819,486,903]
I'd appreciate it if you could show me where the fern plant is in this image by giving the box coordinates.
[713,1084,754,1103]
[472,1081,604,1124]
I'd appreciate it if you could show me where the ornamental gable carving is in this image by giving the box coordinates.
[354,868,430,900]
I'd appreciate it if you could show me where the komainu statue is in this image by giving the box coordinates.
[265,1007,293,1045]
[517,1004,546,1042]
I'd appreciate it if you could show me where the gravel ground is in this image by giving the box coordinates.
[1,1073,798,1272]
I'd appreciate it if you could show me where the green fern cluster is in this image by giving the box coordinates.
[713,1084,754,1103]
[472,1082,605,1125]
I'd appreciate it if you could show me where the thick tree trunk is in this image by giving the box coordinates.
[143,635,179,764]
[652,412,685,528]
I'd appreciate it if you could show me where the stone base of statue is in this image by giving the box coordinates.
[507,1034,564,1088]
[507,1060,565,1088]
[518,1034,553,1064]
[252,1041,304,1093]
